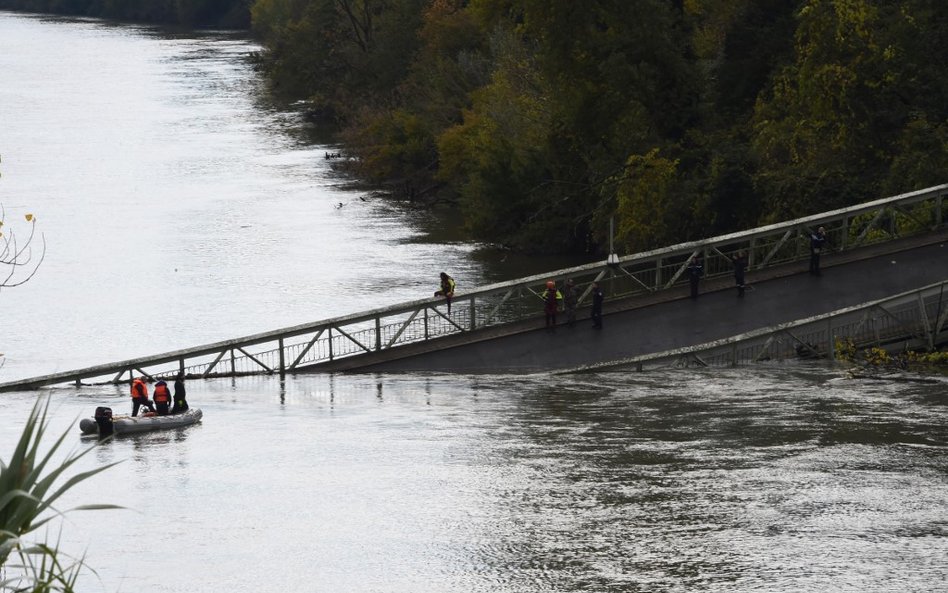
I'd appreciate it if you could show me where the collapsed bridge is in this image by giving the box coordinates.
[1,184,946,392]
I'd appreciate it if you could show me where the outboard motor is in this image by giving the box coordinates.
[94,406,114,437]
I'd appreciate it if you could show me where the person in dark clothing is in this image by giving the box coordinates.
[591,282,604,329]
[731,250,748,297]
[435,272,456,313]
[171,372,189,414]
[809,226,827,276]
[562,278,578,326]
[152,379,172,416]
[687,256,704,299]
[542,280,562,328]
[130,376,155,417]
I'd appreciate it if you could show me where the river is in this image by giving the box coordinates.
[1,11,946,593]
[0,11,582,383]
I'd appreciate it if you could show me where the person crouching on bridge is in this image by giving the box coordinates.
[153,379,172,416]
[543,280,563,328]
[435,272,456,313]
[130,376,155,417]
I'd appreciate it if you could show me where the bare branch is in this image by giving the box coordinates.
[0,163,46,289]
[334,0,377,52]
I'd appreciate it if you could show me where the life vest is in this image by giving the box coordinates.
[153,382,171,404]
[131,378,148,399]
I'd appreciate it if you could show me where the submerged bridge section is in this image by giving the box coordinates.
[0,184,946,392]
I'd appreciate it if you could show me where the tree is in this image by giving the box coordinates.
[437,0,701,252]
[252,0,427,117]
[339,0,490,195]
[613,149,679,252]
[750,0,948,220]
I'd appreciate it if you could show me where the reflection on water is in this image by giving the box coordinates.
[2,365,946,592]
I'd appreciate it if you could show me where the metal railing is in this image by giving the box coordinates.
[1,183,945,391]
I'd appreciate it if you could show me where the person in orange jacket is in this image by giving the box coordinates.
[152,379,172,416]
[131,376,155,417]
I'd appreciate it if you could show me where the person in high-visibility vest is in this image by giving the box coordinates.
[152,379,172,416]
[435,272,456,313]
[542,280,563,328]
[130,376,155,417]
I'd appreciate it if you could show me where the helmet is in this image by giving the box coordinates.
[546,281,555,289]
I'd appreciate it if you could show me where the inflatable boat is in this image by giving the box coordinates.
[79,407,203,436]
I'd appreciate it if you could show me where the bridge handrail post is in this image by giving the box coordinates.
[469,297,476,331]
[375,317,382,351]
[328,328,334,361]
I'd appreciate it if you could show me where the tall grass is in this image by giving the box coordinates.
[1,397,120,592]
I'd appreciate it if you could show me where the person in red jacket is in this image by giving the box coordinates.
[130,376,155,417]
[152,379,172,416]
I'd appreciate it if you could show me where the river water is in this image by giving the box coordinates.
[0,11,579,382]
[1,11,947,593]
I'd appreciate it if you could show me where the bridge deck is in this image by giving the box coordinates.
[342,231,947,373]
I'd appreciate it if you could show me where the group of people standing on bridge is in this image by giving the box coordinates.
[434,272,605,330]
[540,279,604,330]
[130,372,189,417]
[432,225,830,332]
[687,225,829,298]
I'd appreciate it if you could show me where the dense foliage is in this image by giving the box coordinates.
[251,0,948,254]
[0,0,251,27]
[6,1,945,253]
